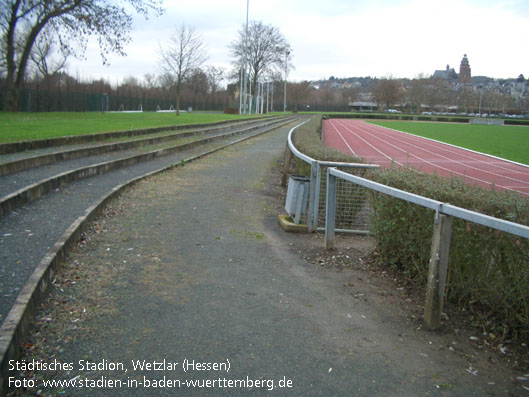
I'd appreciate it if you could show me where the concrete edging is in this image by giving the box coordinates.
[278,214,308,233]
[0,118,297,395]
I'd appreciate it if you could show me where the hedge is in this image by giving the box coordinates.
[370,167,529,340]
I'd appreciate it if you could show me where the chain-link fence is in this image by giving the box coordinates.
[5,88,233,112]
[315,164,372,232]
[286,120,379,233]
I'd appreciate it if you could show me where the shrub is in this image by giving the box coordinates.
[223,107,239,114]
[370,166,529,340]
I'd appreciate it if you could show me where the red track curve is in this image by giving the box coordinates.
[322,119,529,196]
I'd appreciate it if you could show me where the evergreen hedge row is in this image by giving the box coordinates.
[323,112,529,125]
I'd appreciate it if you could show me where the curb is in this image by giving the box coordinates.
[278,214,309,233]
[0,117,299,395]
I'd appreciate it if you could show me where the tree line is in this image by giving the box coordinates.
[372,75,528,115]
[1,1,526,114]
[0,1,293,114]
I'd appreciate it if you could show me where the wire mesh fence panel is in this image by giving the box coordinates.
[317,165,372,232]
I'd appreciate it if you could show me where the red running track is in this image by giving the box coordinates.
[322,119,529,196]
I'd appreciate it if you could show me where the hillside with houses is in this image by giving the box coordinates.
[303,55,528,116]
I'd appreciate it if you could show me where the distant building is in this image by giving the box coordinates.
[432,64,458,80]
[349,101,378,112]
[459,54,471,84]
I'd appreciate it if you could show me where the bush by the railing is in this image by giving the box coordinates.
[505,118,529,126]
[370,166,529,340]
[223,107,239,114]
[325,113,470,123]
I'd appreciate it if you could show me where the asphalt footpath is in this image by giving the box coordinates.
[8,123,521,396]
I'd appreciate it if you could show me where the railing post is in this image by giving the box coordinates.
[312,163,322,231]
[307,160,318,232]
[281,143,292,187]
[424,213,453,329]
[325,168,337,250]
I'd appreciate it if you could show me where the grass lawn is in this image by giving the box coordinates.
[0,111,271,143]
[369,120,529,165]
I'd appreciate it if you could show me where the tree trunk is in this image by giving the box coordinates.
[3,77,19,111]
[176,88,180,116]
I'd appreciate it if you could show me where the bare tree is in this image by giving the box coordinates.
[230,21,291,98]
[1,0,164,111]
[30,32,70,80]
[407,74,429,113]
[204,65,225,93]
[143,73,157,89]
[159,25,208,115]
[373,77,404,110]
[288,81,312,111]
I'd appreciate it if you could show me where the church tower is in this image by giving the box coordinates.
[459,54,471,84]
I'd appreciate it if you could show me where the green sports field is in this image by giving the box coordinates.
[369,120,529,165]
[0,112,268,143]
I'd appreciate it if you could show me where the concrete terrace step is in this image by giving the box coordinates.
[0,117,296,216]
[0,115,280,155]
[0,116,285,176]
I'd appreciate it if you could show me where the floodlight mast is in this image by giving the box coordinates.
[239,68,243,114]
[266,81,269,113]
[283,50,290,113]
[242,0,250,114]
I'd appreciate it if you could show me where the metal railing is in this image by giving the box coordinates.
[284,119,529,330]
[325,167,529,329]
[286,120,379,233]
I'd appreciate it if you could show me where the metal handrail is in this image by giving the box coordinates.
[287,119,377,170]
[328,167,529,239]
[326,166,529,330]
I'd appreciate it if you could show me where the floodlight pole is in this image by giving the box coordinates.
[266,81,269,113]
[239,68,243,114]
[283,50,290,113]
[271,82,274,112]
[261,82,264,114]
[478,85,483,116]
[243,0,250,114]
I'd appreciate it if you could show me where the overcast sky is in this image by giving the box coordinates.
[67,0,529,84]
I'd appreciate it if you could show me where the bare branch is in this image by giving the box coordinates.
[1,0,164,110]
[229,20,291,94]
[158,24,208,115]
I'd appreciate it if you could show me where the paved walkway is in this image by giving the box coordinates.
[10,123,522,396]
